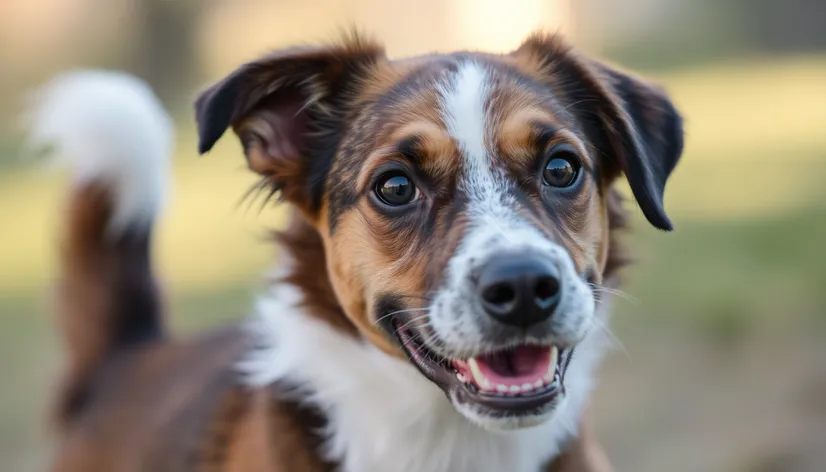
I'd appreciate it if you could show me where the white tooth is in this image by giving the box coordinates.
[534,379,544,388]
[467,359,490,389]
[509,385,521,393]
[548,346,559,376]
[521,383,534,392]
[496,384,509,393]
[457,373,467,383]
[543,372,554,382]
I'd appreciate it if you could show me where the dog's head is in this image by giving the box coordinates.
[196,33,683,430]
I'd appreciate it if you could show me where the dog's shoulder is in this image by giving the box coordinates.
[54,326,331,472]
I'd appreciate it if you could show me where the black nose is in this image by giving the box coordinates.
[476,255,561,328]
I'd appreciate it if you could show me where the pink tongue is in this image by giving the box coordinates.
[456,346,552,388]
[510,345,547,376]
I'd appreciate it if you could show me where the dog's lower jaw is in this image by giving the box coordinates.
[238,278,613,472]
[451,394,568,431]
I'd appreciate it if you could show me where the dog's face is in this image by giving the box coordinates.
[196,34,683,430]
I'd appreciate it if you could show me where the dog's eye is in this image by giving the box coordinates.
[542,145,581,188]
[375,172,417,206]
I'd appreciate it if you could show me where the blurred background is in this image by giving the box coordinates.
[1,0,825,471]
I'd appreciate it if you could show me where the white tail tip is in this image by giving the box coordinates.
[23,70,174,234]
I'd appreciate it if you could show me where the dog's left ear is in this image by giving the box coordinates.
[194,36,385,210]
[515,35,685,231]
[589,62,684,231]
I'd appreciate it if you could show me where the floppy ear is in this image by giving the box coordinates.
[195,37,385,210]
[515,34,684,231]
[588,62,684,231]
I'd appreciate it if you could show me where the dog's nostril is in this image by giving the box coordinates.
[482,282,517,308]
[534,275,560,305]
[476,254,561,328]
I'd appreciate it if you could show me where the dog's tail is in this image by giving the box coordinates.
[23,70,174,426]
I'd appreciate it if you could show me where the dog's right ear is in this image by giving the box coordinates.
[195,37,385,208]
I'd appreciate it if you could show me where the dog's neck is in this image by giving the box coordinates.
[236,209,618,472]
[267,211,359,336]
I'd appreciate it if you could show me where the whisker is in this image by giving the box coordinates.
[397,314,434,331]
[588,283,639,305]
[589,316,632,363]
[398,331,448,367]
[373,308,429,325]
[394,294,435,301]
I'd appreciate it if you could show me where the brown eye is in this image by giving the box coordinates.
[542,146,581,188]
[375,172,416,206]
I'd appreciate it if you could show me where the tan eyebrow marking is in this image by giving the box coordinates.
[498,108,594,174]
[356,121,458,192]
[390,122,457,180]
[497,107,557,168]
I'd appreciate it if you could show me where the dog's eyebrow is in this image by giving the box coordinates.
[356,122,458,193]
[531,122,560,146]
[497,119,562,170]
[395,135,423,163]
[392,125,456,176]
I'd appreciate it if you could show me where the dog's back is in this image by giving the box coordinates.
[26,72,252,471]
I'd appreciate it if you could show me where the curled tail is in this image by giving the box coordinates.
[24,70,174,426]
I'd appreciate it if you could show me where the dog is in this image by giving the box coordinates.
[28,32,683,472]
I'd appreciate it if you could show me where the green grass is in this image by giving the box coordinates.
[620,202,826,341]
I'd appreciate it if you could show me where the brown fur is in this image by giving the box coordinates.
[53,183,165,426]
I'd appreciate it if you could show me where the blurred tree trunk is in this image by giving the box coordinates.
[129,0,211,111]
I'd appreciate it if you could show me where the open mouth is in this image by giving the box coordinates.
[394,321,568,413]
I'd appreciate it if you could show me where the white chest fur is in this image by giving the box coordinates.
[237,283,610,472]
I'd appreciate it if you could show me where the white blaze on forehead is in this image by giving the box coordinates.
[438,61,518,228]
[438,61,493,185]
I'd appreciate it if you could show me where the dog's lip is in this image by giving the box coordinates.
[392,319,570,413]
